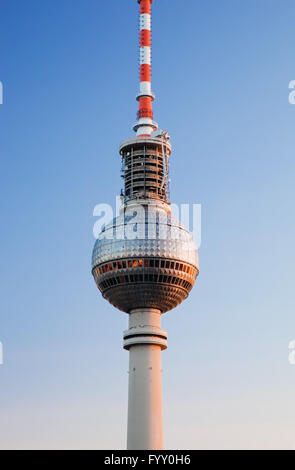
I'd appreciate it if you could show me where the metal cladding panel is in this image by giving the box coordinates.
[101,284,190,314]
[92,211,198,270]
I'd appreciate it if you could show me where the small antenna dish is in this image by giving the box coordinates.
[152,129,170,141]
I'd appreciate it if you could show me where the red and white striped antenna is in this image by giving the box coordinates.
[133,0,158,137]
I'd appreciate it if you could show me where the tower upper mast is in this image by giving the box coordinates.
[134,0,158,136]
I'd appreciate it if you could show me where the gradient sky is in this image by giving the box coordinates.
[0,0,295,450]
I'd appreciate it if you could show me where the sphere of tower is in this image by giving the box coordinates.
[92,203,199,313]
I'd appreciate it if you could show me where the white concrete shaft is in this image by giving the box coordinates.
[125,308,167,450]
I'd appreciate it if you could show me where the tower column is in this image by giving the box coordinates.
[123,308,167,450]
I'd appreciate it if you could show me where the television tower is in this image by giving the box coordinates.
[92,0,199,450]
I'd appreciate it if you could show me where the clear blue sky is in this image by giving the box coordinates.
[0,0,295,449]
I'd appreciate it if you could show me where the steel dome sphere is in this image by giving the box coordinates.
[92,204,199,313]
